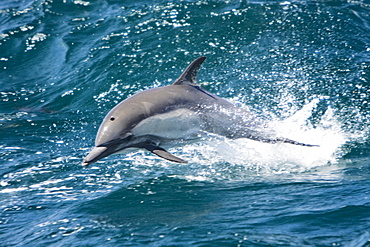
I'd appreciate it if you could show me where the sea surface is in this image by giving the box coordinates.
[1,0,370,246]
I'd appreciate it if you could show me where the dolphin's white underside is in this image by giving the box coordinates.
[131,108,202,140]
[109,109,203,157]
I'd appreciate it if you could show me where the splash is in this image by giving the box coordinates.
[190,99,348,176]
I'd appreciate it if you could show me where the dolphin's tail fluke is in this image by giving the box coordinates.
[274,137,319,147]
[251,135,319,147]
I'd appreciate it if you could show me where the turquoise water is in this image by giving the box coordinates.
[1,0,370,246]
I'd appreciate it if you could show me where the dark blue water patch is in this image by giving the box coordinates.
[78,176,220,226]
[18,178,366,247]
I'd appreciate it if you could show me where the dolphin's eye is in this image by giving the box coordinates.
[110,117,115,121]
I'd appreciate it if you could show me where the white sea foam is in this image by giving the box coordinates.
[170,99,349,182]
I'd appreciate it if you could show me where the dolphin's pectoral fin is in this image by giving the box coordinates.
[144,144,188,163]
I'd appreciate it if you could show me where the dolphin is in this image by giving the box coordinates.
[82,56,316,167]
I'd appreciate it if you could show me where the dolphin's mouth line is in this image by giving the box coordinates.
[82,135,160,167]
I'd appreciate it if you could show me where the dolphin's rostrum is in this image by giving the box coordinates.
[82,57,317,167]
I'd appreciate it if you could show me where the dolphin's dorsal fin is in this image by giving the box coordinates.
[172,56,206,86]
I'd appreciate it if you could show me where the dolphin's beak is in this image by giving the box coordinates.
[82,146,111,167]
[82,134,134,167]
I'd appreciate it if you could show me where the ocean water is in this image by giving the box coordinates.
[1,0,370,246]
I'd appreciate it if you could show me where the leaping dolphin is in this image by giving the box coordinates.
[82,56,316,167]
